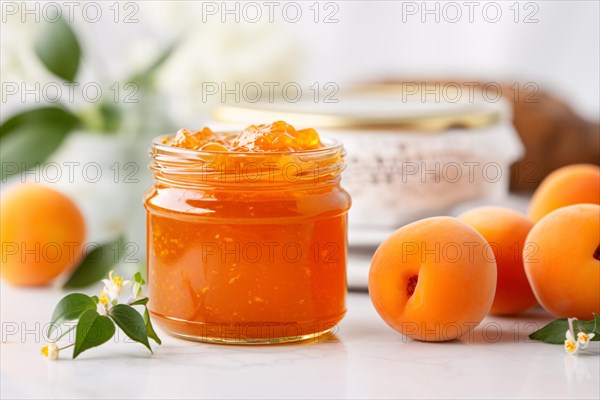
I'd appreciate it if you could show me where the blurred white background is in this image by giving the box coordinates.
[1,0,598,254]
[4,1,599,121]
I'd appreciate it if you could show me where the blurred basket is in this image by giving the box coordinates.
[211,85,524,246]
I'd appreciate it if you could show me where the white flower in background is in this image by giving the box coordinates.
[0,16,93,115]
[40,343,59,361]
[3,3,303,252]
[138,2,198,34]
[1,4,167,113]
[150,3,302,125]
[0,17,54,84]
[0,16,58,117]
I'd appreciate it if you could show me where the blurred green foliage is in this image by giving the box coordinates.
[1,17,177,287]
[0,17,175,183]
[0,107,80,181]
[34,18,81,82]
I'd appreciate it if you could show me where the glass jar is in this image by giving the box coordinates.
[144,134,351,344]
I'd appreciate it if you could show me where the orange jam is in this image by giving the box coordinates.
[145,121,351,344]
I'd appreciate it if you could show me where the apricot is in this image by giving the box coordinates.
[523,204,600,319]
[528,164,600,222]
[369,217,497,341]
[0,184,86,286]
[458,207,537,315]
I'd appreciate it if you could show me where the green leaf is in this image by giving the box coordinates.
[126,292,161,345]
[34,19,81,81]
[529,319,570,344]
[47,293,96,337]
[133,272,145,286]
[109,304,152,352]
[63,237,125,289]
[73,310,115,359]
[0,107,80,181]
[0,108,78,139]
[144,307,162,345]
[529,315,599,344]
[129,297,149,306]
[594,313,600,334]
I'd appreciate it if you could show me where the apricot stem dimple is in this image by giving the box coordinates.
[594,244,600,262]
[407,275,418,297]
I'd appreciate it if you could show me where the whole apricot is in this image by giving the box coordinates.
[529,164,600,222]
[369,217,497,341]
[0,184,86,286]
[459,207,537,315]
[523,204,600,319]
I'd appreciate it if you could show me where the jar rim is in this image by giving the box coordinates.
[151,133,344,159]
[149,132,346,188]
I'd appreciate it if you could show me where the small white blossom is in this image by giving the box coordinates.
[41,343,59,361]
[577,331,595,349]
[97,271,131,314]
[101,271,131,300]
[564,318,580,355]
[564,318,596,355]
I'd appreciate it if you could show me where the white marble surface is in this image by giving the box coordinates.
[1,283,599,399]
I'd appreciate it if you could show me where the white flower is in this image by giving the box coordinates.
[96,287,112,315]
[563,318,596,355]
[565,330,580,355]
[101,271,131,299]
[97,271,131,314]
[577,331,595,349]
[41,343,59,361]
[564,318,580,355]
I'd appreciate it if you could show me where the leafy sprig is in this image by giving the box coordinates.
[42,271,161,360]
[529,313,599,355]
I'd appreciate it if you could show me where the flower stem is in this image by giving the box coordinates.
[53,325,76,342]
[59,343,75,351]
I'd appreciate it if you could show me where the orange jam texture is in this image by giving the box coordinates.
[146,121,349,343]
[165,121,323,152]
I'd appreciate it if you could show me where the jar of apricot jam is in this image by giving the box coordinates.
[144,121,351,344]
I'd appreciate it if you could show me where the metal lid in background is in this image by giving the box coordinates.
[212,84,508,132]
